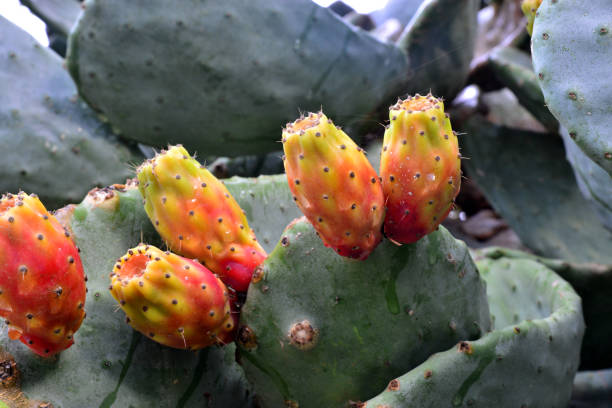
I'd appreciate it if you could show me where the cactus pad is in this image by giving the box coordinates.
[0,17,138,209]
[66,0,479,156]
[532,0,612,176]
[487,46,558,132]
[365,255,584,407]
[238,218,490,407]
[460,115,612,264]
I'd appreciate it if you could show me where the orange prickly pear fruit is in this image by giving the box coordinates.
[109,244,236,349]
[282,111,384,260]
[380,94,461,244]
[0,192,86,356]
[137,145,266,292]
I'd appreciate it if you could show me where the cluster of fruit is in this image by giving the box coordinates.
[0,94,460,356]
[284,93,461,258]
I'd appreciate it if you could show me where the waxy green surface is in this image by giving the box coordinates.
[366,256,584,407]
[532,0,612,176]
[0,17,138,209]
[67,0,478,156]
[239,218,490,407]
[460,116,612,264]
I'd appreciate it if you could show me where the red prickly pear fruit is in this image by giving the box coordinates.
[282,111,385,260]
[0,192,86,356]
[137,145,266,292]
[380,94,461,244]
[109,244,236,349]
[521,0,543,35]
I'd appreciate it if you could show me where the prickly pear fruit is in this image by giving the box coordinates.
[0,192,86,356]
[109,244,236,349]
[380,94,461,244]
[282,112,384,260]
[137,145,266,292]
[521,0,543,35]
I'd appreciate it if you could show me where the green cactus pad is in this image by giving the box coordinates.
[560,128,612,231]
[238,218,491,407]
[67,0,407,156]
[488,46,558,132]
[460,115,612,264]
[572,368,612,406]
[0,17,138,209]
[67,0,478,156]
[0,185,256,407]
[531,0,612,176]
[397,0,479,99]
[208,152,284,180]
[476,246,612,370]
[366,256,584,407]
[224,175,301,253]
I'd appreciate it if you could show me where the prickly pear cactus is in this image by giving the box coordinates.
[67,0,478,156]
[460,115,612,264]
[380,94,461,244]
[0,193,86,357]
[477,246,612,370]
[66,0,406,156]
[282,111,384,260]
[531,0,612,176]
[365,255,584,407]
[224,175,302,253]
[560,127,612,231]
[237,218,491,407]
[0,183,256,407]
[109,244,237,350]
[0,174,303,407]
[0,16,138,209]
[137,146,267,292]
[572,368,612,406]
[398,0,480,99]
